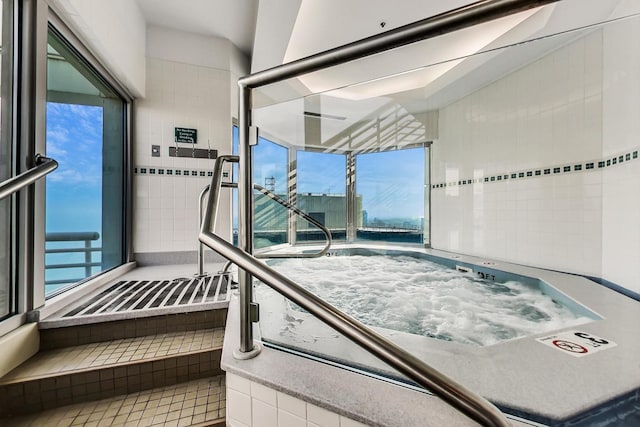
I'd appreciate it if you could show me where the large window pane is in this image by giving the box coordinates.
[356,147,425,243]
[45,29,125,296]
[296,151,346,242]
[253,137,288,249]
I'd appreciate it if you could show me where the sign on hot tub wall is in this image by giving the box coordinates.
[536,330,617,357]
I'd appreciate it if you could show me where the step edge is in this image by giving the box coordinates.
[39,301,229,329]
[0,346,223,386]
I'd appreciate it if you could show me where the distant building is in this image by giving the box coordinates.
[254,193,362,231]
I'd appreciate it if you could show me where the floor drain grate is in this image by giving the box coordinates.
[63,275,231,318]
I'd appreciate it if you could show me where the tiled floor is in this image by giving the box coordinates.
[0,329,224,383]
[4,376,226,427]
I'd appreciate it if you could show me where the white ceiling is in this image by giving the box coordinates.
[133,0,638,150]
[282,0,474,63]
[135,0,259,56]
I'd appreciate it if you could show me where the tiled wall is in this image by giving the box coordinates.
[226,373,368,427]
[601,18,640,295]
[432,31,605,277]
[432,23,640,295]
[134,27,239,255]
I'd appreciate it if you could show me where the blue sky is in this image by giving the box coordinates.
[45,102,103,234]
[45,102,103,289]
[251,134,425,219]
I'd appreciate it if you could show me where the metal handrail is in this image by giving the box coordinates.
[197,185,212,278]
[196,165,332,276]
[0,154,58,200]
[253,183,332,259]
[237,0,562,359]
[227,1,564,425]
[197,181,239,277]
[200,155,510,426]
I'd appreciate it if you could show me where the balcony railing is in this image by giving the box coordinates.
[45,231,101,286]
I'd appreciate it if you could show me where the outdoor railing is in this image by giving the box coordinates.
[45,231,101,286]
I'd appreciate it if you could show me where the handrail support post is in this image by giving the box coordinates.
[196,185,211,278]
[238,83,256,354]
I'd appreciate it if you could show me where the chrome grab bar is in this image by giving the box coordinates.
[224,0,564,423]
[253,183,332,259]
[0,154,58,200]
[197,181,239,277]
[200,155,511,426]
[196,160,332,277]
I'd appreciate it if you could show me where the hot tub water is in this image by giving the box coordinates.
[262,254,591,346]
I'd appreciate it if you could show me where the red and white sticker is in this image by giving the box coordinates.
[536,330,617,357]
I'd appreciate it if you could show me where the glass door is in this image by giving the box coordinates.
[44,28,126,296]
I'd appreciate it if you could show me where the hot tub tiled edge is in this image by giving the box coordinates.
[220,293,534,427]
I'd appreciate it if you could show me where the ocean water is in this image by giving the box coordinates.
[262,255,590,346]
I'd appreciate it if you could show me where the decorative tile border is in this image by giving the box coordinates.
[134,166,215,178]
[432,149,638,189]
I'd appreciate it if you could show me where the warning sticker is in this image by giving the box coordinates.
[536,331,617,357]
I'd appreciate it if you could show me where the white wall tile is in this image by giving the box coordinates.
[228,373,252,394]
[133,53,234,254]
[600,17,640,294]
[307,404,339,427]
[339,417,369,427]
[251,381,277,406]
[228,389,252,426]
[277,392,306,418]
[226,376,367,427]
[253,398,278,427]
[431,29,615,278]
[278,409,307,427]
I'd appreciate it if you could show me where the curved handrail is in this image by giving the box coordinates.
[253,183,332,259]
[196,158,332,276]
[199,231,510,427]
[200,155,511,427]
[0,154,58,200]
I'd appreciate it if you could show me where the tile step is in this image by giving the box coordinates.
[0,329,224,417]
[2,375,226,427]
[39,309,227,350]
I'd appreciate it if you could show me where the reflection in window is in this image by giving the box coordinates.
[253,137,288,249]
[296,151,346,242]
[45,29,125,296]
[232,125,238,245]
[356,147,425,243]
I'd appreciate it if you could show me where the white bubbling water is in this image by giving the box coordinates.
[262,255,590,346]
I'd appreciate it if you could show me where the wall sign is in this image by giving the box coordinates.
[175,127,197,144]
[536,330,617,357]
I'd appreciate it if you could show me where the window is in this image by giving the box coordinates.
[296,151,346,242]
[355,147,426,244]
[253,136,288,249]
[0,0,15,319]
[232,125,238,245]
[44,27,126,296]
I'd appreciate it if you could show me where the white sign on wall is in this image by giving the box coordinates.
[536,330,617,357]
